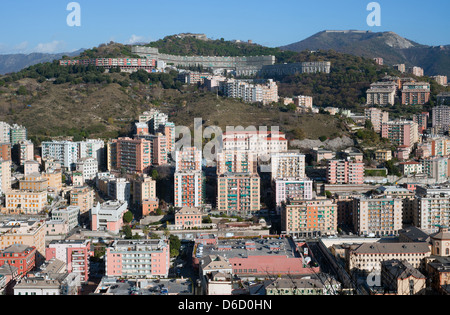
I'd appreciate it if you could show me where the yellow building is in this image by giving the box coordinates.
[0,219,46,263]
[19,173,48,191]
[70,186,94,214]
[5,190,48,214]
[42,170,62,192]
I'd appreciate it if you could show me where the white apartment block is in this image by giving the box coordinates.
[18,140,34,166]
[91,200,128,234]
[275,178,313,213]
[0,159,11,195]
[366,82,397,106]
[75,157,98,181]
[364,108,389,133]
[42,141,79,169]
[270,152,306,180]
[78,139,105,167]
[219,79,278,105]
[352,198,403,237]
[108,178,131,204]
[51,206,80,231]
[222,130,288,159]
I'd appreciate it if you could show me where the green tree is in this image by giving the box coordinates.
[169,235,181,258]
[123,211,134,224]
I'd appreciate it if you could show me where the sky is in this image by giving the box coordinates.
[0,0,449,54]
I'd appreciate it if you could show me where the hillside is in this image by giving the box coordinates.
[280,30,450,76]
[0,74,349,145]
[1,35,442,145]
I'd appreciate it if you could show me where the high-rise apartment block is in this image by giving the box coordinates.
[401,82,431,105]
[46,239,92,283]
[174,147,203,208]
[216,172,260,216]
[326,160,365,185]
[216,150,257,175]
[366,82,397,106]
[270,152,306,180]
[364,108,389,133]
[281,197,337,238]
[108,137,152,174]
[381,120,419,148]
[352,198,403,237]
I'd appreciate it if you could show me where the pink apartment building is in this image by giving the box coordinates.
[105,239,170,279]
[327,160,365,185]
[45,240,92,283]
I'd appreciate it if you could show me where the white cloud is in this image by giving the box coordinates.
[33,40,66,54]
[125,34,150,45]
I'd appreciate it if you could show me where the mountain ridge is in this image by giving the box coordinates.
[279,30,450,76]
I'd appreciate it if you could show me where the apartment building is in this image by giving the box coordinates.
[293,95,313,109]
[432,75,448,87]
[399,161,423,176]
[0,219,46,263]
[413,112,429,134]
[69,186,94,215]
[78,139,105,167]
[270,152,306,180]
[421,156,449,183]
[59,58,157,73]
[175,146,202,172]
[46,240,92,283]
[91,200,128,234]
[19,173,48,192]
[109,137,152,174]
[281,197,338,238]
[381,120,419,148]
[174,171,204,208]
[364,108,389,133]
[0,159,11,195]
[407,188,450,234]
[41,141,79,169]
[222,130,288,158]
[216,150,257,175]
[42,169,62,193]
[275,178,313,214]
[0,244,36,278]
[352,197,403,237]
[374,149,392,162]
[108,178,131,204]
[432,105,450,131]
[174,146,203,208]
[5,190,48,215]
[105,239,170,279]
[51,206,80,231]
[366,84,396,106]
[17,140,34,166]
[401,82,431,105]
[10,124,27,145]
[326,160,365,185]
[219,79,278,105]
[75,157,98,181]
[217,172,260,216]
[132,174,157,206]
[409,66,424,77]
